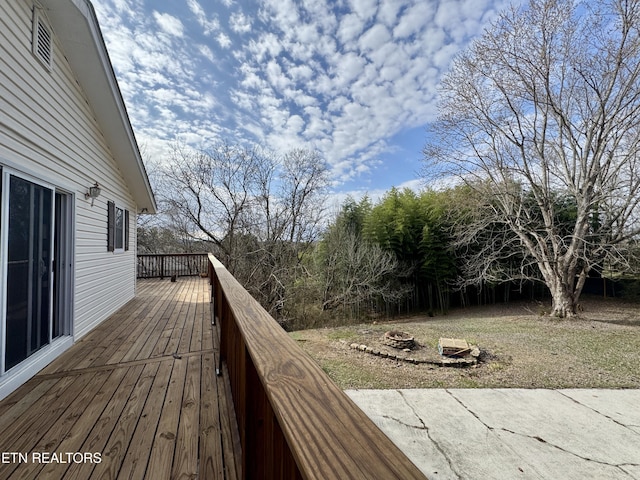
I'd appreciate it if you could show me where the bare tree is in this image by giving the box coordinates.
[320,234,409,313]
[161,141,264,271]
[424,0,640,317]
[280,149,328,243]
[161,141,329,315]
[241,148,329,314]
[318,215,410,313]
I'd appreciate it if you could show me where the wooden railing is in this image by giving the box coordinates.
[207,253,426,479]
[137,253,209,279]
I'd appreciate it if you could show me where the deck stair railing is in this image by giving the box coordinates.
[207,253,426,479]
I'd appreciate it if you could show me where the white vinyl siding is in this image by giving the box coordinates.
[0,1,138,341]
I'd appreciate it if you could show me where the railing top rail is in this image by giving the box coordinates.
[137,252,209,257]
[208,254,425,479]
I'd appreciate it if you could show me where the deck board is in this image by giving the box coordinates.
[45,364,147,480]
[0,277,239,480]
[171,355,201,479]
[114,360,174,480]
[199,352,225,479]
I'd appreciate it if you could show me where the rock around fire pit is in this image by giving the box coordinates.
[350,332,483,368]
[382,331,415,350]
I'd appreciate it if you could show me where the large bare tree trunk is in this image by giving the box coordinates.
[547,276,577,317]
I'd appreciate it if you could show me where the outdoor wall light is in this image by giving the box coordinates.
[85,182,101,206]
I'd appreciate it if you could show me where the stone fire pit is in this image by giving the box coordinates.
[382,331,415,350]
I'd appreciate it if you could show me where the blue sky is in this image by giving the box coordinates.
[94,0,512,200]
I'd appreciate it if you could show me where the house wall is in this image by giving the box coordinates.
[0,1,138,341]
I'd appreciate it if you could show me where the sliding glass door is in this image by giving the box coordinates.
[53,191,72,340]
[1,171,72,375]
[5,175,53,370]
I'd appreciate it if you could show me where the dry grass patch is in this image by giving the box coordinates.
[290,297,640,389]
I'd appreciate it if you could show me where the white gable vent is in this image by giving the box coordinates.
[32,9,52,69]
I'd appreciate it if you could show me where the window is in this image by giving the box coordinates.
[107,201,129,252]
[32,9,52,69]
[115,207,124,250]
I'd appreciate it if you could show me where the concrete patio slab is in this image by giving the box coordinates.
[346,389,640,480]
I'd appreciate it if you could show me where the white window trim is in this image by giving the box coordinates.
[108,201,130,254]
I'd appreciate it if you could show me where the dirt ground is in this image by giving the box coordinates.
[289,296,640,389]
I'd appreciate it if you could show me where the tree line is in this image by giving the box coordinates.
[139,148,638,330]
[139,142,465,327]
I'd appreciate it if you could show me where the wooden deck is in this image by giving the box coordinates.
[0,277,240,480]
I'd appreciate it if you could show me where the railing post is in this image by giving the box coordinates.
[208,260,214,305]
[215,281,225,377]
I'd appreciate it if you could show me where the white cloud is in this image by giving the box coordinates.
[377,0,405,27]
[109,0,138,16]
[153,12,184,37]
[338,13,365,47]
[248,33,282,61]
[293,93,317,107]
[96,0,512,190]
[217,32,232,48]
[265,60,290,90]
[198,44,215,62]
[187,0,220,35]
[331,52,367,90]
[349,0,378,21]
[285,115,305,135]
[230,11,252,33]
[294,23,320,44]
[288,63,314,82]
[259,0,300,28]
[359,23,391,52]
[394,2,435,39]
